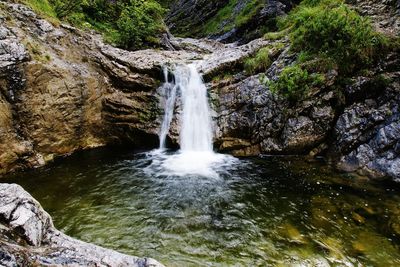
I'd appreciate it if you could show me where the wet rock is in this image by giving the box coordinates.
[218,137,252,152]
[0,183,164,267]
[314,237,346,259]
[282,116,325,152]
[337,103,400,180]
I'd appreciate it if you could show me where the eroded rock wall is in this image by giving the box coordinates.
[0,3,108,175]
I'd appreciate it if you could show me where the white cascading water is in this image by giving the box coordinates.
[180,64,213,152]
[159,66,178,150]
[149,63,236,178]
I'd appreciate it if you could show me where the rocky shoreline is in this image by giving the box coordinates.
[0,183,163,266]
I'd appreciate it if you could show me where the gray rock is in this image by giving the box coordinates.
[336,72,400,180]
[0,39,29,68]
[282,116,325,152]
[0,26,10,40]
[36,19,54,33]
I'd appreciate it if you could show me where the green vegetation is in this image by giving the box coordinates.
[268,0,391,102]
[204,0,264,35]
[235,0,264,28]
[49,0,81,18]
[264,29,288,41]
[21,0,166,50]
[269,65,324,103]
[244,47,272,75]
[21,0,59,24]
[284,0,387,73]
[108,1,166,49]
[22,0,56,17]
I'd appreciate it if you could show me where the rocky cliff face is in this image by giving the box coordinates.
[0,3,107,175]
[166,0,299,43]
[0,183,163,266]
[211,48,399,181]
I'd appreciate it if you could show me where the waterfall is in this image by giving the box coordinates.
[152,63,236,178]
[159,64,213,152]
[159,66,178,150]
[180,64,213,152]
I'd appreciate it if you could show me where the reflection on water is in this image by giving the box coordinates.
[5,148,400,266]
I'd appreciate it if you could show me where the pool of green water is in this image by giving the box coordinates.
[4,148,400,266]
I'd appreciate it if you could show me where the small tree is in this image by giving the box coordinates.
[114,0,166,49]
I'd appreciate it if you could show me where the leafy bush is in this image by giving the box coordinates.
[283,0,387,73]
[23,0,166,50]
[112,1,166,49]
[269,65,324,103]
[244,47,272,74]
[49,0,81,18]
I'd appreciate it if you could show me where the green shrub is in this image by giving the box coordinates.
[283,1,387,73]
[23,0,166,50]
[112,0,166,49]
[269,65,324,103]
[244,47,272,74]
[264,29,288,40]
[49,0,81,18]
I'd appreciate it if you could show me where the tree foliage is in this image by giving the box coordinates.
[49,0,81,18]
[25,0,166,50]
[112,0,166,49]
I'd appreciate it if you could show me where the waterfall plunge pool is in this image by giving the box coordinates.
[4,147,400,266]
